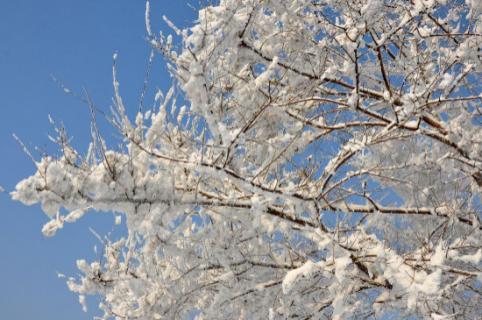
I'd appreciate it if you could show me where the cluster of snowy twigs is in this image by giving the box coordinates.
[12,0,482,319]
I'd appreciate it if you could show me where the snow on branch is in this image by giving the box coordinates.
[12,0,482,318]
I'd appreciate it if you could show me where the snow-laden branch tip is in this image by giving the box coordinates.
[145,1,152,37]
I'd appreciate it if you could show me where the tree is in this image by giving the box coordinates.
[11,0,482,319]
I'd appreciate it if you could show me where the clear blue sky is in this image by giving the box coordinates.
[0,1,196,319]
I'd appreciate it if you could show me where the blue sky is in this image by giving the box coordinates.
[0,1,196,318]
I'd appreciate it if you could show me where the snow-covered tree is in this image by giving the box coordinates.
[12,0,482,319]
